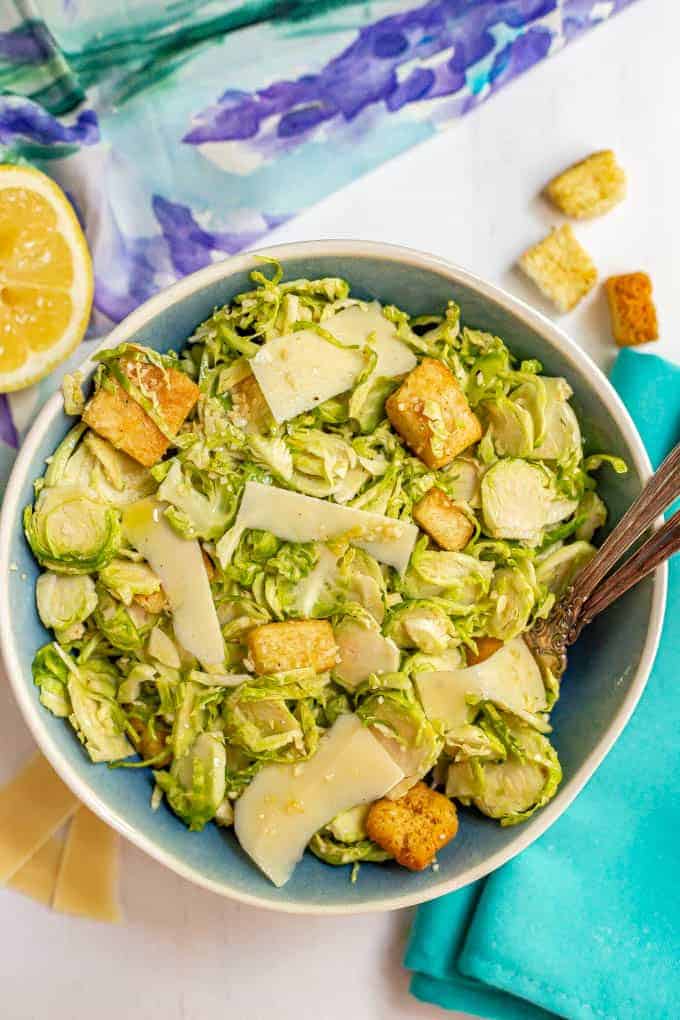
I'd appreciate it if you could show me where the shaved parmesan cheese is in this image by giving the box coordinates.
[8,836,63,906]
[0,754,78,883]
[123,499,224,667]
[250,304,416,422]
[334,620,400,689]
[415,638,547,731]
[330,304,418,378]
[53,807,122,923]
[234,713,403,886]
[222,481,417,575]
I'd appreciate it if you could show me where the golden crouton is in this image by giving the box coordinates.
[246,619,338,675]
[386,358,482,469]
[83,356,199,467]
[545,150,626,220]
[466,636,503,666]
[230,373,273,434]
[605,272,659,346]
[413,487,474,551]
[519,225,597,314]
[366,781,458,871]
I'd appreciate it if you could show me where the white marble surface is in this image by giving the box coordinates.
[1,2,678,1018]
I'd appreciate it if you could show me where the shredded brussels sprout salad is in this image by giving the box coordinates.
[25,261,626,886]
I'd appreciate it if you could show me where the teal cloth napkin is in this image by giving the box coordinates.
[406,348,680,1020]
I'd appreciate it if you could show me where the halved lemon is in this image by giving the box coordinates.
[0,164,94,393]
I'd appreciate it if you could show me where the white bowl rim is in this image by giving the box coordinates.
[0,239,667,915]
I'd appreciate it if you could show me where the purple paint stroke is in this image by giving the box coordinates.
[93,229,173,324]
[0,97,99,147]
[0,21,54,65]
[153,196,270,277]
[563,0,637,42]
[0,396,19,450]
[488,25,553,89]
[184,0,559,148]
[92,198,287,324]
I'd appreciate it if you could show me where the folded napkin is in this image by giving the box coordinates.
[406,348,680,1020]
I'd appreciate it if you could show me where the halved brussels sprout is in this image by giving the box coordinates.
[358,690,443,799]
[24,486,121,574]
[36,573,97,642]
[327,803,371,843]
[292,545,339,618]
[154,732,227,831]
[339,548,386,624]
[47,426,153,507]
[83,432,156,505]
[333,466,370,504]
[402,612,452,654]
[445,759,482,799]
[352,421,398,477]
[223,679,306,759]
[529,379,581,462]
[246,434,293,482]
[445,722,506,762]
[349,463,400,515]
[440,456,482,507]
[43,424,87,487]
[98,559,161,606]
[67,658,133,763]
[481,460,577,545]
[348,369,396,434]
[386,601,456,653]
[403,542,494,602]
[308,830,391,866]
[403,647,464,675]
[94,590,147,651]
[479,396,534,458]
[287,428,360,499]
[32,643,72,717]
[158,461,234,540]
[511,376,547,446]
[536,540,596,596]
[446,720,561,825]
[486,566,536,641]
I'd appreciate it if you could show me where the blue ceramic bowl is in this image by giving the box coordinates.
[0,241,666,914]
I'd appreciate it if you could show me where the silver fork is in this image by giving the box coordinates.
[526,443,680,677]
